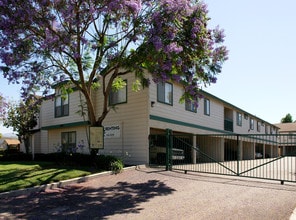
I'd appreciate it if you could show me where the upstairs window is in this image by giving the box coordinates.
[249,118,254,130]
[109,80,127,105]
[236,112,242,126]
[55,92,69,118]
[257,121,261,132]
[185,99,197,113]
[157,82,173,105]
[244,114,248,120]
[204,99,210,116]
[265,125,269,134]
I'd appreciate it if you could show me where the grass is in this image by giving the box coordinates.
[0,161,97,193]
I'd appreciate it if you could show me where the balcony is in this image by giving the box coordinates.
[224,119,233,132]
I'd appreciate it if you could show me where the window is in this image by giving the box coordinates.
[204,99,210,116]
[157,82,173,105]
[109,80,127,105]
[55,92,69,117]
[61,131,76,153]
[185,100,197,113]
[244,114,248,120]
[265,125,269,134]
[236,112,242,126]
[257,121,261,132]
[249,118,254,130]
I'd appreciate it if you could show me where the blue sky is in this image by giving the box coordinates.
[1,0,295,124]
[203,0,296,123]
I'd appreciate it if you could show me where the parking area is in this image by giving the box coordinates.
[1,167,296,219]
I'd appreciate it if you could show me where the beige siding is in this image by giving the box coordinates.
[97,73,150,164]
[47,126,90,154]
[38,72,276,164]
[40,73,150,164]
[149,81,224,134]
[149,81,275,135]
[41,91,86,128]
[37,130,49,153]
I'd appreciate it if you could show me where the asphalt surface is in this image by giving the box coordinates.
[1,166,296,220]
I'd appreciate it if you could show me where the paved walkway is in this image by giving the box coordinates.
[1,167,296,219]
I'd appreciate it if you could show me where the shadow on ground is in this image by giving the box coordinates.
[0,179,175,219]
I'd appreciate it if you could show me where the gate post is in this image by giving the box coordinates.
[236,134,240,176]
[166,129,172,171]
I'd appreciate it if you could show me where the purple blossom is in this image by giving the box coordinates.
[151,36,163,51]
[164,42,183,54]
[0,0,228,120]
[172,74,181,82]
[213,26,226,43]
[161,61,172,72]
[209,76,217,83]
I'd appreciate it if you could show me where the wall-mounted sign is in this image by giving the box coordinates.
[104,125,121,138]
[90,126,104,149]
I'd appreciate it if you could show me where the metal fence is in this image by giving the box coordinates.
[149,132,296,184]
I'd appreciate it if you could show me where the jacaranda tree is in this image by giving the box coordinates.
[0,0,228,127]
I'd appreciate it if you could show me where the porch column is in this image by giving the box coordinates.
[218,137,225,162]
[253,142,256,159]
[192,135,197,164]
[283,146,287,156]
[238,139,243,160]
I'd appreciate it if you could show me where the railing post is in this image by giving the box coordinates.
[166,129,172,171]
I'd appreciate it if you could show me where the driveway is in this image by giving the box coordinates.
[1,167,296,219]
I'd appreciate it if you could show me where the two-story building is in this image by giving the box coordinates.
[32,73,279,165]
[274,123,296,156]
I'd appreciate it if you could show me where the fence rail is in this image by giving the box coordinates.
[149,132,296,184]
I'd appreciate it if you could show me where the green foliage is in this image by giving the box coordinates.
[281,113,293,123]
[110,160,124,174]
[112,77,127,92]
[95,155,124,173]
[132,79,142,92]
[2,97,40,154]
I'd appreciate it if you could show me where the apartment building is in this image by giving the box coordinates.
[274,123,296,156]
[33,73,279,165]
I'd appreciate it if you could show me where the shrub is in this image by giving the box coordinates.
[110,160,124,174]
[94,155,124,173]
[0,151,31,161]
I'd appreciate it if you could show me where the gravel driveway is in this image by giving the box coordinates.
[1,167,296,220]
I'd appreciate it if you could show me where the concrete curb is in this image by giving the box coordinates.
[0,165,146,199]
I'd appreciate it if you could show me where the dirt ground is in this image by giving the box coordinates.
[1,167,296,220]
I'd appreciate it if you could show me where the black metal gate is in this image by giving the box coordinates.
[149,132,296,184]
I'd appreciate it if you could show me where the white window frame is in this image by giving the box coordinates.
[157,82,173,105]
[185,99,197,113]
[250,118,254,130]
[55,91,69,118]
[204,99,210,116]
[236,112,242,126]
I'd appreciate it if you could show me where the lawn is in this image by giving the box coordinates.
[0,161,97,193]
